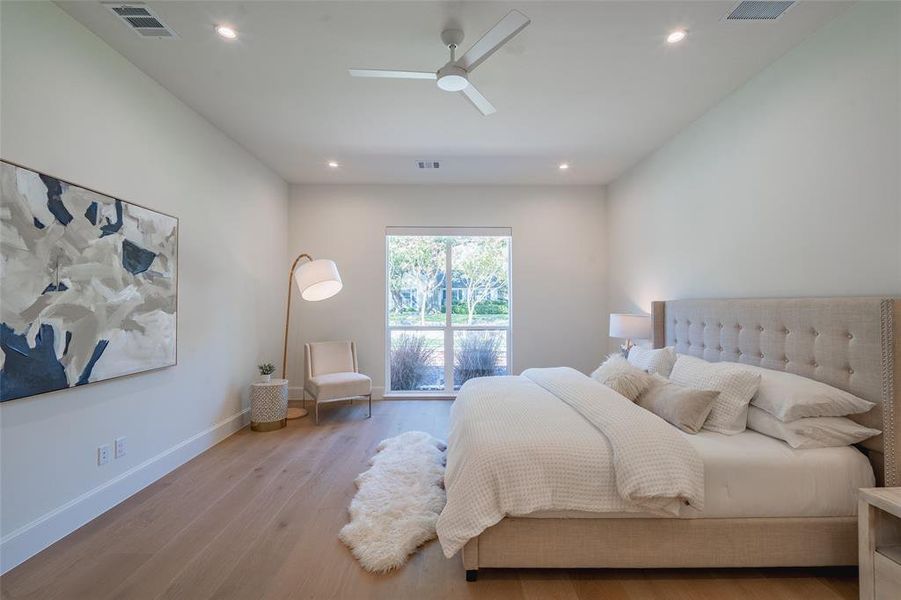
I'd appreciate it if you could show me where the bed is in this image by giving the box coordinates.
[439,297,900,580]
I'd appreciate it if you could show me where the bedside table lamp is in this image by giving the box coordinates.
[609,313,651,357]
[281,253,342,418]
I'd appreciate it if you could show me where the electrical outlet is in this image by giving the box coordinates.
[115,436,127,459]
[98,444,111,466]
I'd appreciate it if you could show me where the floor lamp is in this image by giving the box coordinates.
[281,253,343,418]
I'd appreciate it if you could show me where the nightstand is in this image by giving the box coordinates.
[859,487,901,599]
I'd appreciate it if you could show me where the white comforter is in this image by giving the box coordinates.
[436,367,705,557]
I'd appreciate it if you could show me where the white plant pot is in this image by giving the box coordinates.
[259,374,271,383]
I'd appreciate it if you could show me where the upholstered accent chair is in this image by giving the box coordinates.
[303,341,372,425]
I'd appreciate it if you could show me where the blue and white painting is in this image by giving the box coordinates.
[0,161,177,402]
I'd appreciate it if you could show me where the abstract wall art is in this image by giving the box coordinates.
[0,160,177,402]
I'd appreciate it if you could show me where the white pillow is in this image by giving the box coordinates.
[669,354,761,435]
[737,364,875,421]
[591,354,653,402]
[747,406,881,449]
[627,346,676,377]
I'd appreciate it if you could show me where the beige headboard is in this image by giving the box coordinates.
[650,297,900,486]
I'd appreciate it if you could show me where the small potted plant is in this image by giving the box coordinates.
[257,362,275,383]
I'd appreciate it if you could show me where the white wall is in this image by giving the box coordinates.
[286,184,607,394]
[606,1,901,324]
[0,2,287,572]
[3,0,896,576]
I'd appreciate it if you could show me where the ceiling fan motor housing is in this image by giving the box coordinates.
[436,64,469,92]
[348,11,530,114]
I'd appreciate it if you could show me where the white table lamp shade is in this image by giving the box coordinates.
[609,313,651,340]
[295,258,343,301]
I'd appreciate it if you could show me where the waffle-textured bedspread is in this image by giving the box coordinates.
[436,367,705,557]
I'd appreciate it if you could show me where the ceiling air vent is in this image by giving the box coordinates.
[103,3,178,38]
[416,161,440,170]
[726,1,795,21]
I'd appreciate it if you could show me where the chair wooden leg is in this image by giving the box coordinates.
[368,394,372,418]
[315,402,319,425]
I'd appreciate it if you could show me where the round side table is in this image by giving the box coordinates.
[250,379,289,432]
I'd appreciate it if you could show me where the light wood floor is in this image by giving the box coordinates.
[1,400,858,600]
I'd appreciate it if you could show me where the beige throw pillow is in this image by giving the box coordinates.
[591,354,653,402]
[637,375,720,434]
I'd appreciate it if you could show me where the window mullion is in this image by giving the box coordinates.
[444,239,453,392]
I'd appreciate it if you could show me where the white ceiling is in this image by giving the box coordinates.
[59,1,850,185]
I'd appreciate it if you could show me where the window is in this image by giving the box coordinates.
[386,227,511,394]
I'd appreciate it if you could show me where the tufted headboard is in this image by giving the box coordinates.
[650,297,900,486]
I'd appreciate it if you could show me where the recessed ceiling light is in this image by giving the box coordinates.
[328,161,340,168]
[215,25,237,40]
[666,29,687,44]
[558,163,570,170]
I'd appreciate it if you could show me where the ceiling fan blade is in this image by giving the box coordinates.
[460,84,496,116]
[455,10,530,72]
[348,69,437,80]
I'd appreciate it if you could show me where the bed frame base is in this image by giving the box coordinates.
[462,516,857,577]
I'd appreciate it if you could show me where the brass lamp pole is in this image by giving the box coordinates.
[281,253,312,380]
[281,252,343,419]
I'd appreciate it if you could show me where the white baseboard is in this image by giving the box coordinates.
[382,394,457,400]
[0,408,250,575]
[288,386,385,401]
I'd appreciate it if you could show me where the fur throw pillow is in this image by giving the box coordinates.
[591,354,653,401]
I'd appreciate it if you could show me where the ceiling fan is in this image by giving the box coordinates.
[349,10,531,116]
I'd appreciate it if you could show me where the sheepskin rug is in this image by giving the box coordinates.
[339,431,447,572]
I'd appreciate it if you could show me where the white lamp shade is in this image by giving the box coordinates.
[295,258,342,301]
[609,313,651,340]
